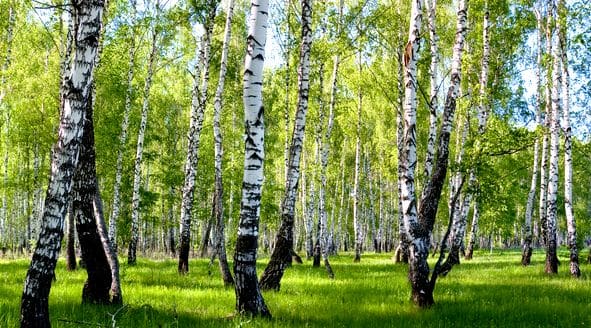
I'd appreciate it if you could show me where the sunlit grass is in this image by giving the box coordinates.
[1,249,590,327]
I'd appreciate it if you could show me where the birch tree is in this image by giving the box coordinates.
[259,0,313,291]
[211,0,235,286]
[401,0,468,307]
[20,0,105,325]
[559,0,580,277]
[128,23,158,265]
[233,0,271,317]
[178,0,218,274]
[109,0,137,255]
[423,0,438,181]
[465,5,492,261]
[522,3,544,266]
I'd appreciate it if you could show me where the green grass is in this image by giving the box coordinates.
[2,249,591,327]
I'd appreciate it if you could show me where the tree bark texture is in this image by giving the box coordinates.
[233,0,271,317]
[178,0,218,274]
[211,0,236,286]
[259,0,313,291]
[406,0,467,307]
[109,0,137,255]
[545,1,559,274]
[128,27,158,265]
[559,0,580,277]
[20,1,105,326]
[72,92,112,305]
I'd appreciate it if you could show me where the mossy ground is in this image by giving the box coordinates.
[1,249,590,327]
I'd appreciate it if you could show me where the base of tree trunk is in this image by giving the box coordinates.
[312,243,321,267]
[324,259,334,279]
[464,244,474,260]
[570,260,581,278]
[411,287,434,308]
[521,243,532,266]
[178,245,190,274]
[291,250,303,264]
[353,253,361,263]
[544,248,559,274]
[259,236,292,291]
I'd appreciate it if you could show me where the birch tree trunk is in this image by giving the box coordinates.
[178,1,218,274]
[65,203,77,271]
[211,0,235,286]
[465,6,491,261]
[394,2,408,263]
[128,27,158,265]
[400,0,425,303]
[545,0,560,274]
[109,0,137,255]
[72,93,111,305]
[521,5,543,266]
[424,0,438,181]
[404,0,468,307]
[353,45,363,263]
[259,0,313,291]
[20,0,105,325]
[558,0,579,277]
[233,0,271,317]
[539,0,554,248]
[0,4,15,250]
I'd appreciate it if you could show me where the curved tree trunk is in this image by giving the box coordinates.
[259,0,313,291]
[20,1,105,325]
[233,0,271,317]
[403,0,468,308]
[211,0,236,286]
[424,0,438,182]
[128,27,158,265]
[178,0,218,274]
[72,92,111,305]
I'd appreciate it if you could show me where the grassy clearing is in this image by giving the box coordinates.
[1,249,590,327]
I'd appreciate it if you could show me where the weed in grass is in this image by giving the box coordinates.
[1,249,590,327]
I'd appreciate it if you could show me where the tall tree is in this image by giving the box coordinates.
[259,0,313,291]
[544,0,559,274]
[464,4,492,261]
[211,0,235,286]
[128,20,159,265]
[20,0,105,325]
[402,0,468,307]
[423,0,438,181]
[558,0,580,278]
[178,0,218,274]
[233,0,271,317]
[109,0,137,255]
[522,3,544,266]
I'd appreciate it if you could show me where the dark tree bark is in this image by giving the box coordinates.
[259,0,313,291]
[65,204,77,271]
[72,93,112,304]
[20,0,105,326]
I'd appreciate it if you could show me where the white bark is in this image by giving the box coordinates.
[234,0,270,316]
[545,2,560,273]
[109,0,137,253]
[21,0,104,324]
[424,0,438,181]
[178,1,217,272]
[212,0,235,285]
[400,0,423,249]
[128,28,158,265]
[558,0,579,277]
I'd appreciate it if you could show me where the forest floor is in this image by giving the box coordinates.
[1,248,591,327]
